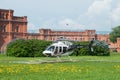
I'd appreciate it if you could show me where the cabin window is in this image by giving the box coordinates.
[54,46,58,54]
[63,47,67,53]
[59,46,62,53]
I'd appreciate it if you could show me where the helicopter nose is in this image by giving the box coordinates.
[43,51,53,56]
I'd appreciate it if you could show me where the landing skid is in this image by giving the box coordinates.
[56,56,73,61]
[68,56,72,61]
[57,56,61,61]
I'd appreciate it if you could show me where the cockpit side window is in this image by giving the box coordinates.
[46,46,55,52]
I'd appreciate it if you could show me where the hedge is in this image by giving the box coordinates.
[71,40,110,56]
[6,39,52,57]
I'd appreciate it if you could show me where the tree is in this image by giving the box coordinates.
[109,26,120,43]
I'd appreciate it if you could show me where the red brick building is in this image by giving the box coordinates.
[0,9,119,53]
[0,9,27,52]
[39,29,96,41]
[116,38,120,52]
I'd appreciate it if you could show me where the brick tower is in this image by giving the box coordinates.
[0,9,27,53]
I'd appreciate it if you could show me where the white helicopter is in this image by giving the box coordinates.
[43,37,75,57]
[43,36,109,61]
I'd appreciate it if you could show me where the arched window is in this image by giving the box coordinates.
[0,26,3,32]
[16,26,19,32]
[3,26,6,32]
[1,13,4,19]
[0,13,1,19]
[6,14,8,19]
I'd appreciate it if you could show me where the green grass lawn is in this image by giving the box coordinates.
[0,53,120,80]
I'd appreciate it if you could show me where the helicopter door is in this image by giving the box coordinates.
[54,46,63,54]
[59,46,62,53]
[63,47,67,53]
[54,46,58,54]
[54,46,67,54]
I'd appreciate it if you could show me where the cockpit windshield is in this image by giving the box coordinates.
[46,46,55,52]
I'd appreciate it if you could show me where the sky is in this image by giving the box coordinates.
[1,0,120,32]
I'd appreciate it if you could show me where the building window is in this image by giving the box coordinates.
[16,26,19,32]
[0,26,6,32]
[89,32,92,35]
[3,26,6,32]
[0,13,1,19]
[1,13,4,19]
[6,14,8,19]
[0,26,2,32]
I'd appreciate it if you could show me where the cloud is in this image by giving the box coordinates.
[112,3,120,22]
[80,0,113,31]
[87,0,112,17]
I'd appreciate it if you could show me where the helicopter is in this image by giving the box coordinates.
[43,37,95,57]
[43,37,110,60]
[43,39,74,57]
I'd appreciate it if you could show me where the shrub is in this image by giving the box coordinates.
[6,39,52,57]
[92,41,110,56]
